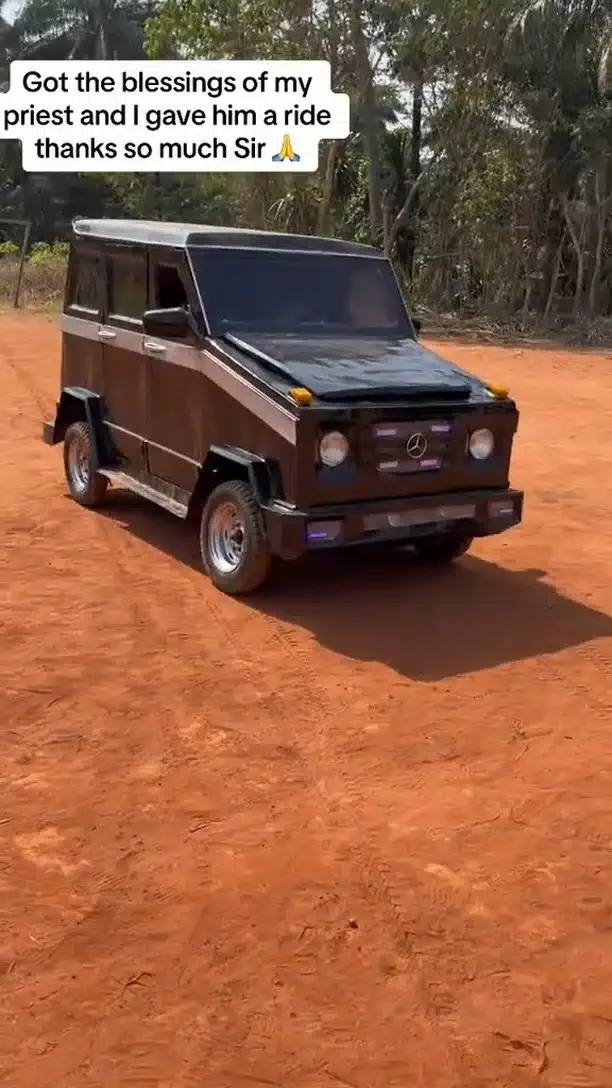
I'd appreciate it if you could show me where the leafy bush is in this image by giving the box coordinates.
[28,242,70,267]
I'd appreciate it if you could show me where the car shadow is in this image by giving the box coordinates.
[96,489,612,682]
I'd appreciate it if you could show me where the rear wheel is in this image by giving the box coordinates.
[63,422,108,507]
[413,532,473,563]
[200,479,271,595]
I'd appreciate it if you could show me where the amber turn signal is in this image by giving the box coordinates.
[289,386,313,406]
[487,384,510,400]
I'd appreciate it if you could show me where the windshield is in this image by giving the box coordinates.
[190,248,413,338]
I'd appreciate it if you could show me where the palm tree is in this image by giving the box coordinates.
[505,0,612,314]
[0,6,16,84]
[9,0,153,61]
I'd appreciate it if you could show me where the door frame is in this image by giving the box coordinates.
[99,242,149,472]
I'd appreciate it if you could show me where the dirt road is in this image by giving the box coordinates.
[1,314,611,1087]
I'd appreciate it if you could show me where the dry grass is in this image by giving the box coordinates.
[0,258,66,309]
[417,309,612,349]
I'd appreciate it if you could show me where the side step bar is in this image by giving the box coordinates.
[98,468,190,520]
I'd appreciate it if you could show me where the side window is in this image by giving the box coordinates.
[68,251,100,313]
[108,252,146,322]
[154,263,189,310]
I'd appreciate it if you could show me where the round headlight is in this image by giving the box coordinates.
[469,428,494,460]
[319,430,349,467]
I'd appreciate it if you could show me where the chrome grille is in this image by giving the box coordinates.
[373,418,453,475]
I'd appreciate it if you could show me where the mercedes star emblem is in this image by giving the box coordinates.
[406,432,428,459]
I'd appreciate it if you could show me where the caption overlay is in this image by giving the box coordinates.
[0,60,350,173]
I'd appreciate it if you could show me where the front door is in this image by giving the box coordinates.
[99,245,148,472]
[143,249,203,492]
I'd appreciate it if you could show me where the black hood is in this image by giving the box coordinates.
[222,332,477,401]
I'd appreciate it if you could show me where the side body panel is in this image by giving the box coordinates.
[99,243,148,470]
[143,246,206,492]
[61,240,104,396]
[56,315,300,505]
[144,335,299,503]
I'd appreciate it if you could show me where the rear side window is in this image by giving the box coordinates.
[108,252,146,322]
[67,251,100,313]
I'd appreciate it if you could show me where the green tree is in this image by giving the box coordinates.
[7,0,152,60]
[505,0,612,314]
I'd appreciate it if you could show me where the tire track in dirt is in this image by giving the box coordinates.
[255,613,429,962]
[87,509,235,746]
[520,639,612,721]
[90,499,424,968]
[195,582,431,967]
[93,513,161,635]
[15,490,284,1066]
[76,510,300,1061]
[1,337,49,420]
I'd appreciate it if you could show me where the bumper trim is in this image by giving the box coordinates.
[263,487,524,560]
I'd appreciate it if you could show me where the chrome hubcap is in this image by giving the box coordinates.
[208,502,245,573]
[68,436,89,492]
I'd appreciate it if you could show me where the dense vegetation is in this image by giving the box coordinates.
[1,0,611,326]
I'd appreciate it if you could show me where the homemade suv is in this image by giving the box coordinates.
[43,218,524,595]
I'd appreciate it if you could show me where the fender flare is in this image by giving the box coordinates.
[48,388,109,471]
[189,443,282,515]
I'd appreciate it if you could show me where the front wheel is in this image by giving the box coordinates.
[200,480,271,595]
[63,422,108,507]
[413,532,473,563]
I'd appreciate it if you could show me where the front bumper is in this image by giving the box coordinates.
[263,487,524,561]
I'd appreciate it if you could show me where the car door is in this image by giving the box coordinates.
[99,245,148,472]
[144,248,204,492]
[61,242,105,394]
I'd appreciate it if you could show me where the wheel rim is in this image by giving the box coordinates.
[68,435,90,492]
[208,502,246,574]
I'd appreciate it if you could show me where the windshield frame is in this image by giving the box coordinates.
[187,245,415,340]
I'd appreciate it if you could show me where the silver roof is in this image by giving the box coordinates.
[72,218,381,257]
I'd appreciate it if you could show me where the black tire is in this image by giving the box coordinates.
[200,479,271,595]
[413,532,473,563]
[63,421,109,507]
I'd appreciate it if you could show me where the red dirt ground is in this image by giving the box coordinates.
[1,314,612,1088]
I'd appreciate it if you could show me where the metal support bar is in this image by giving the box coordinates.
[0,218,33,308]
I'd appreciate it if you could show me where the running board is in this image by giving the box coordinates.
[99,468,190,519]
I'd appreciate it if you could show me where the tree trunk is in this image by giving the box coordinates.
[382,189,391,253]
[387,151,440,256]
[588,220,605,316]
[316,140,339,236]
[543,233,565,322]
[247,176,273,229]
[96,3,110,60]
[350,0,381,246]
[562,194,584,318]
[539,181,564,314]
[521,277,533,319]
[315,0,340,237]
[587,175,612,316]
[404,76,423,281]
